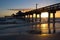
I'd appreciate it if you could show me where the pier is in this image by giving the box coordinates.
[19,3,60,34]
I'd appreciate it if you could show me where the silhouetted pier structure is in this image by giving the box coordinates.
[19,3,60,34]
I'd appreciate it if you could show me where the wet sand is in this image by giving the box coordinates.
[0,33,60,40]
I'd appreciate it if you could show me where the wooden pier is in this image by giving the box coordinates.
[19,3,60,34]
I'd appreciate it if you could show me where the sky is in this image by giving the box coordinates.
[0,0,60,17]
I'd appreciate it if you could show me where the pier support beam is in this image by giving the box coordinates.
[53,11,56,33]
[24,16,25,21]
[28,14,29,22]
[29,14,30,23]
[48,12,51,34]
[26,15,28,22]
[39,13,41,31]
[35,14,37,30]
[32,14,33,30]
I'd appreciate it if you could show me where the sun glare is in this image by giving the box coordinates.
[41,12,48,18]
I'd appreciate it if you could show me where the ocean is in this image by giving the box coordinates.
[0,18,60,36]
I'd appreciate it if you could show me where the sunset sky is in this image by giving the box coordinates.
[0,0,60,17]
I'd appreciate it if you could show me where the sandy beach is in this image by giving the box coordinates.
[0,33,60,40]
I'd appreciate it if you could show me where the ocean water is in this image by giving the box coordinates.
[0,23,60,36]
[0,18,60,36]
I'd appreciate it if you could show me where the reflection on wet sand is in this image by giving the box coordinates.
[41,24,48,34]
[32,23,54,34]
